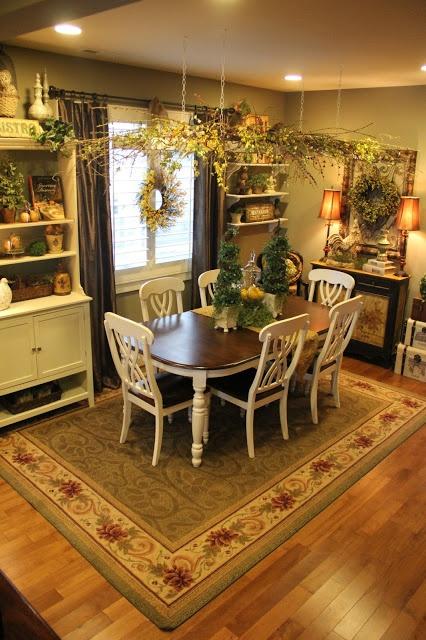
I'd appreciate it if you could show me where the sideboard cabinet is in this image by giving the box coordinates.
[0,136,94,428]
[310,261,410,367]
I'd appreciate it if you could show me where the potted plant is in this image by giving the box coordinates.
[45,224,64,253]
[0,160,25,223]
[248,173,268,194]
[212,227,242,331]
[261,224,290,318]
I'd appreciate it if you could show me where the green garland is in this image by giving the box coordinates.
[348,172,400,224]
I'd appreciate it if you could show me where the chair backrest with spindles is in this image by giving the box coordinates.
[249,314,310,400]
[308,268,355,307]
[104,312,161,405]
[317,295,363,369]
[198,269,220,307]
[139,276,185,322]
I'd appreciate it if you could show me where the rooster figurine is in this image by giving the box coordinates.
[328,218,362,259]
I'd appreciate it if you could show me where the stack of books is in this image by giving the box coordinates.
[362,259,396,275]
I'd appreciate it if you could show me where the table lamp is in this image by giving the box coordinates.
[319,189,341,260]
[396,196,420,276]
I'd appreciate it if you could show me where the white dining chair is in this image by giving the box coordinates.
[139,276,184,322]
[304,295,363,424]
[104,312,199,466]
[308,268,355,307]
[209,314,310,458]
[198,268,220,308]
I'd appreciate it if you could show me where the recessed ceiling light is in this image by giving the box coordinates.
[54,24,82,36]
[284,74,302,82]
[421,64,426,72]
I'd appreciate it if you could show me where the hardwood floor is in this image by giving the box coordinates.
[0,357,424,639]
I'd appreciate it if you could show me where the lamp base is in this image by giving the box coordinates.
[394,268,409,278]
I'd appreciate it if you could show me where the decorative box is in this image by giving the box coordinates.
[404,318,426,351]
[245,203,274,223]
[411,298,426,323]
[2,381,62,414]
[394,344,426,381]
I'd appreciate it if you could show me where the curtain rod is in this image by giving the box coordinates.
[49,86,234,114]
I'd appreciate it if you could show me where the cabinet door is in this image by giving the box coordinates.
[34,307,86,378]
[0,317,37,390]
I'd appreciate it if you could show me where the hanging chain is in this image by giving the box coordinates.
[219,29,227,131]
[181,35,188,114]
[335,65,343,130]
[298,82,304,132]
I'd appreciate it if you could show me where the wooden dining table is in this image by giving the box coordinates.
[147,296,331,467]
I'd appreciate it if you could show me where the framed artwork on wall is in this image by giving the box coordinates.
[340,148,417,257]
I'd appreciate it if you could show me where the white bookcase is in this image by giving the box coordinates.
[0,137,94,428]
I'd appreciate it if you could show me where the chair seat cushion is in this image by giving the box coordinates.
[210,369,282,402]
[132,373,194,407]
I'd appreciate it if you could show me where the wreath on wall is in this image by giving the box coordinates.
[137,168,185,232]
[347,171,400,225]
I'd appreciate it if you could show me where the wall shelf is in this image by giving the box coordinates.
[229,217,288,228]
[226,191,289,199]
[0,250,76,267]
[0,219,74,231]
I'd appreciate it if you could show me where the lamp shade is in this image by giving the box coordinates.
[397,196,420,231]
[319,189,342,221]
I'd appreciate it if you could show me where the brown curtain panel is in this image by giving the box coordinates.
[58,99,119,391]
[191,156,225,308]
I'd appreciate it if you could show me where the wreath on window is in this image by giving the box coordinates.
[347,171,400,224]
[137,168,185,232]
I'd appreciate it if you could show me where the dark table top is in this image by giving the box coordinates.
[147,297,331,372]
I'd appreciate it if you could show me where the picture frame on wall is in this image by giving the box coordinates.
[340,148,417,257]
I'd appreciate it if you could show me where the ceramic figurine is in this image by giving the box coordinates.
[0,278,12,310]
[28,73,48,121]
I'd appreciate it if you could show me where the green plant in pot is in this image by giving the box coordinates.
[0,160,25,223]
[261,224,290,318]
[248,172,269,194]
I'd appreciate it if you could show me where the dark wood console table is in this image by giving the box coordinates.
[310,261,410,367]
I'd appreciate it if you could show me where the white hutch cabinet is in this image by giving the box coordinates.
[0,136,94,428]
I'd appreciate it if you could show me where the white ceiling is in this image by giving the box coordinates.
[6,0,426,92]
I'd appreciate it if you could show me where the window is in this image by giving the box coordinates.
[108,106,194,293]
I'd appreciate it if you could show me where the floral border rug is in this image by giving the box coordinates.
[0,372,424,629]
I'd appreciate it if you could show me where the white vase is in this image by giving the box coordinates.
[0,278,12,310]
[28,73,49,121]
[213,306,239,332]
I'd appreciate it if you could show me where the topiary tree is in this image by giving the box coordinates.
[261,224,290,296]
[420,273,426,301]
[213,227,242,312]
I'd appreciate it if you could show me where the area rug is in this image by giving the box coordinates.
[0,372,424,629]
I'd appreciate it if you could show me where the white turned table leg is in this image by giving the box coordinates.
[191,371,207,467]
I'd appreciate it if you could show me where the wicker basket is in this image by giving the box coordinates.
[11,283,53,302]
[0,95,19,118]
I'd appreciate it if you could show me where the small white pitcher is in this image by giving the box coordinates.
[0,278,12,310]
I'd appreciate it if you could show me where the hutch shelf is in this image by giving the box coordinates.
[0,136,94,428]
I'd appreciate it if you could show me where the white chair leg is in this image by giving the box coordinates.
[331,369,340,408]
[220,399,225,407]
[188,406,192,423]
[240,408,245,418]
[120,391,132,443]
[310,378,319,425]
[152,413,164,466]
[203,394,211,445]
[279,386,290,440]
[167,414,173,424]
[245,407,255,458]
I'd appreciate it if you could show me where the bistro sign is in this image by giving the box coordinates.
[0,118,42,138]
